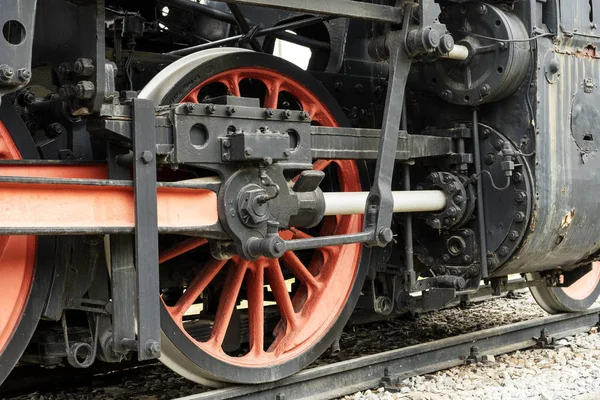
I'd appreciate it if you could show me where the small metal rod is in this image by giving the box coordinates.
[401,100,415,290]
[472,110,489,278]
[284,230,374,252]
[227,3,264,52]
[166,15,331,56]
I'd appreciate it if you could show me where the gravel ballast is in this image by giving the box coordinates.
[4,292,597,400]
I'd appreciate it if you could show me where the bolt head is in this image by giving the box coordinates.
[222,139,231,148]
[264,108,274,118]
[441,90,453,100]
[447,207,458,217]
[300,111,310,120]
[454,195,464,204]
[0,65,14,81]
[515,191,527,203]
[476,4,488,15]
[186,103,196,113]
[442,254,451,262]
[283,149,292,157]
[245,147,253,156]
[498,246,509,257]
[283,109,292,119]
[378,227,393,244]
[513,172,524,183]
[17,69,31,82]
[145,340,161,357]
[226,106,236,115]
[140,150,154,164]
[463,255,472,263]
[206,104,217,114]
[509,230,519,241]
[514,212,526,222]
[75,81,95,100]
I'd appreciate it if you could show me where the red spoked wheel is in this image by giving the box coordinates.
[0,112,52,385]
[528,263,600,313]
[140,49,369,385]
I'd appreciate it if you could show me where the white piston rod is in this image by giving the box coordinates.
[323,190,447,216]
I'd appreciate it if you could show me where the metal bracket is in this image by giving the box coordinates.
[0,0,37,97]
[533,328,563,349]
[132,98,161,361]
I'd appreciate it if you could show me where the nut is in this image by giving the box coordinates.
[73,58,94,77]
[17,69,31,82]
[0,65,14,82]
[75,81,95,100]
[140,150,154,164]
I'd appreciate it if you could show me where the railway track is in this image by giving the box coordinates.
[175,308,600,400]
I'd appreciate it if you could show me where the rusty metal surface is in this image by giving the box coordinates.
[496,11,600,275]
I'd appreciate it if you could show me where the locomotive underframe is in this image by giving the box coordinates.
[0,0,599,378]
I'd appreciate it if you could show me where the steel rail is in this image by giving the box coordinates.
[175,308,600,400]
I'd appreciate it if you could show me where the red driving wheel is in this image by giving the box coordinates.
[150,50,369,385]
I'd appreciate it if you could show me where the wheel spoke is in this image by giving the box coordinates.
[313,159,333,172]
[169,258,227,319]
[263,79,281,109]
[266,259,296,330]
[247,264,265,355]
[281,251,319,290]
[159,238,207,264]
[218,74,241,97]
[209,260,248,347]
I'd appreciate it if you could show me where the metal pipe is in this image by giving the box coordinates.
[472,110,489,278]
[323,191,446,216]
[167,15,331,56]
[441,44,469,61]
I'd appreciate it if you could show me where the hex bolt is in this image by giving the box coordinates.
[447,206,458,217]
[494,140,504,151]
[17,69,31,82]
[222,139,231,148]
[441,90,453,101]
[463,255,472,263]
[498,246,509,257]
[481,128,491,139]
[264,108,274,118]
[514,212,526,222]
[21,91,36,106]
[206,104,217,114]
[0,65,14,82]
[283,109,292,119]
[485,153,497,165]
[140,150,154,164]
[354,84,364,93]
[512,172,523,183]
[442,254,451,262]
[245,147,253,156]
[424,257,435,267]
[476,4,488,15]
[454,195,464,204]
[46,122,65,138]
[186,103,196,113]
[75,81,95,100]
[274,241,284,253]
[283,149,292,157]
[229,208,236,217]
[487,257,497,268]
[226,106,236,116]
[480,84,491,97]
[515,191,527,203]
[430,218,442,229]
[300,111,310,120]
[509,230,519,241]
[223,153,231,161]
[378,227,394,244]
[428,173,439,183]
[145,340,161,357]
[73,58,94,77]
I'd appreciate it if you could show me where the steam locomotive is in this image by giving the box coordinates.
[0,0,597,387]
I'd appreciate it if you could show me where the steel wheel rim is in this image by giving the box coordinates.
[561,262,600,300]
[0,120,37,355]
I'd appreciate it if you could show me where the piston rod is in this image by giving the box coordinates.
[323,190,446,216]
